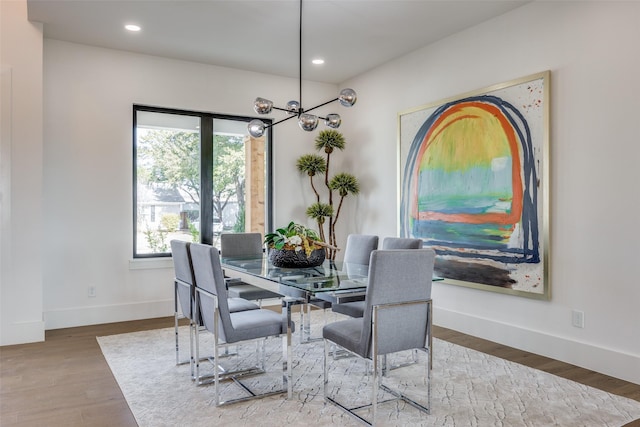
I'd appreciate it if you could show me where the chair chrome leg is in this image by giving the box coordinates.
[382,354,388,376]
[201,308,292,405]
[372,351,379,424]
[189,320,195,379]
[323,339,329,400]
[213,300,221,406]
[300,303,311,344]
[174,311,193,367]
[175,311,180,365]
[427,345,431,415]
[283,297,295,399]
[194,320,201,383]
[194,292,206,384]
[257,339,266,371]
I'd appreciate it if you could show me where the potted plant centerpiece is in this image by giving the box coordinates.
[264,221,331,268]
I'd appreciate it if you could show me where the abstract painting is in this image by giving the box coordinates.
[398,71,550,299]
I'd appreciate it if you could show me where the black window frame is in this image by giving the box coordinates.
[132,104,273,258]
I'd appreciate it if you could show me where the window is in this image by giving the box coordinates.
[133,105,272,257]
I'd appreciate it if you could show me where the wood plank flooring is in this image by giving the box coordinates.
[1,317,639,427]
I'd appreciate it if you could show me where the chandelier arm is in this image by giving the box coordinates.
[271,106,296,113]
[269,114,299,127]
[303,97,340,114]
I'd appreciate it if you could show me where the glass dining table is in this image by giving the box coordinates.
[220,254,370,343]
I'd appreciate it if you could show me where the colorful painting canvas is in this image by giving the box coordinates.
[398,71,549,299]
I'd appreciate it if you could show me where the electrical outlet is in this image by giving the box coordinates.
[88,286,96,298]
[571,310,584,328]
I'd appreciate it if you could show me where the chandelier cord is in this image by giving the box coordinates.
[299,0,303,116]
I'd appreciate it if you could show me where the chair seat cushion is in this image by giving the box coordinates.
[322,318,364,356]
[278,284,305,299]
[227,297,260,313]
[310,300,332,309]
[228,283,282,301]
[228,309,294,343]
[278,284,332,309]
[332,300,365,318]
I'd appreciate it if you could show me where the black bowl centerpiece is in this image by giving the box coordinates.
[265,221,326,268]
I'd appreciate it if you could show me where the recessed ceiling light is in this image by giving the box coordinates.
[311,58,325,65]
[125,24,141,32]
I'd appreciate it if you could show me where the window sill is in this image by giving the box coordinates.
[129,258,173,270]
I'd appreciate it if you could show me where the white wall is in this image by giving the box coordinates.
[41,39,337,329]
[338,1,640,384]
[0,1,45,345]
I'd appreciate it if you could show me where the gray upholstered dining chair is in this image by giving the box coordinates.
[220,232,283,304]
[343,234,379,264]
[323,248,436,425]
[340,233,379,293]
[380,236,423,250]
[170,240,259,377]
[331,236,422,319]
[189,242,293,406]
[171,239,197,369]
[287,233,379,340]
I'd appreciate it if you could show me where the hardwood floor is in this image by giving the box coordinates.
[1,317,639,427]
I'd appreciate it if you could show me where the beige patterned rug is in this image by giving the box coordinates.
[98,313,640,427]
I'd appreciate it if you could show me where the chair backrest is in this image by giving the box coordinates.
[220,232,263,257]
[356,248,436,358]
[170,240,195,319]
[381,237,423,249]
[189,243,233,342]
[343,234,379,265]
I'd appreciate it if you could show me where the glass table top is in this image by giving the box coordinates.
[220,255,369,294]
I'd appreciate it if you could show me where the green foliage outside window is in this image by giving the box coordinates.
[137,130,200,204]
[233,204,246,232]
[137,130,246,223]
[189,222,200,243]
[160,213,180,232]
[143,226,168,253]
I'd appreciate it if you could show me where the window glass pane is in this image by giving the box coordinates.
[210,118,267,247]
[135,111,200,255]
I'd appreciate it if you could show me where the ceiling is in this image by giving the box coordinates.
[27,0,530,84]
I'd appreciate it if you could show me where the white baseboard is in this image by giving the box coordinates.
[434,307,640,386]
[0,319,45,345]
[44,299,174,330]
[44,296,283,331]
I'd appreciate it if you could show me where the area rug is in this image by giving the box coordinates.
[98,313,640,427]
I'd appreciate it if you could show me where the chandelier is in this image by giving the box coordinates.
[247,0,357,138]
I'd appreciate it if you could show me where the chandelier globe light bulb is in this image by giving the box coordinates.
[248,119,266,138]
[298,114,319,132]
[286,100,301,115]
[254,98,273,115]
[338,88,357,107]
[325,114,341,128]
